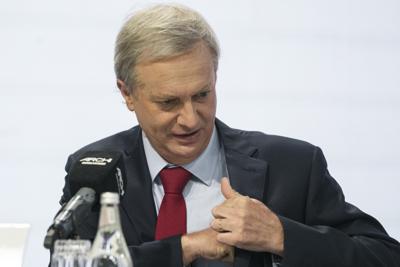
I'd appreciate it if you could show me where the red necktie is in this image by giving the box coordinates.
[155,167,191,240]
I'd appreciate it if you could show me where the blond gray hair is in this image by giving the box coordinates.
[114,4,220,92]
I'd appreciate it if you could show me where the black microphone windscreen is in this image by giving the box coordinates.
[67,151,126,199]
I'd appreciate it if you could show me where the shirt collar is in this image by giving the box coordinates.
[142,126,221,186]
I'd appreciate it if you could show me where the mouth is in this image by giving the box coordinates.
[172,130,200,143]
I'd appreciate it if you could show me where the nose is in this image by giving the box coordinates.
[177,101,199,130]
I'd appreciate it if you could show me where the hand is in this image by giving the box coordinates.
[181,228,234,265]
[210,177,284,256]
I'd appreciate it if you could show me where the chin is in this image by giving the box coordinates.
[167,149,202,165]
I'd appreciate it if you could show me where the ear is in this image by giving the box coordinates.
[117,79,135,111]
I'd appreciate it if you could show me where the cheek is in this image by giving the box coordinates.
[201,101,217,119]
[149,113,176,134]
[136,103,167,129]
[206,93,217,114]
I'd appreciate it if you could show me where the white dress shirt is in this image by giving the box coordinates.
[142,126,232,266]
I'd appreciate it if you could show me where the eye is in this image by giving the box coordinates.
[198,91,209,97]
[157,98,179,110]
[163,99,174,105]
[193,90,210,101]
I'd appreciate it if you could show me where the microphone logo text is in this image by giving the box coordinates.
[79,157,113,166]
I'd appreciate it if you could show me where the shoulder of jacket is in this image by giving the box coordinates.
[67,126,140,162]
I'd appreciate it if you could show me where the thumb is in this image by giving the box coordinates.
[221,177,238,199]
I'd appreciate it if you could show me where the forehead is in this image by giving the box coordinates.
[135,42,216,96]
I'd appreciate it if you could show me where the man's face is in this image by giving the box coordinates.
[119,42,217,165]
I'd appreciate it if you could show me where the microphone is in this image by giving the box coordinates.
[44,151,127,250]
[44,187,95,249]
[67,151,127,199]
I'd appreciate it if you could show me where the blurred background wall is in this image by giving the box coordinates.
[0,0,399,266]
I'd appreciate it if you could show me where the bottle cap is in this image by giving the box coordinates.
[100,192,120,204]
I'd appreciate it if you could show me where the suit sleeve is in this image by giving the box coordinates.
[278,146,400,267]
[59,155,185,267]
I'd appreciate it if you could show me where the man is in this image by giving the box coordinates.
[59,4,400,267]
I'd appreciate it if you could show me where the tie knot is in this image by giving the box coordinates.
[159,167,191,194]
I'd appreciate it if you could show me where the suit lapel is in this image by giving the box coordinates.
[217,119,272,267]
[120,128,157,243]
[217,119,268,201]
[224,149,268,201]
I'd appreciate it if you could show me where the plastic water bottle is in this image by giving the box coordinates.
[88,192,133,267]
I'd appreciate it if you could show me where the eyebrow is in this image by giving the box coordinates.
[151,83,212,100]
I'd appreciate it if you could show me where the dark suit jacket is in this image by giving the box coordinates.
[61,119,400,267]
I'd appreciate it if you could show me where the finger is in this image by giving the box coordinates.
[221,177,239,199]
[212,205,237,219]
[216,231,237,247]
[210,218,225,232]
[210,218,235,233]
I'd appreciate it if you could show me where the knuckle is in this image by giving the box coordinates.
[237,200,252,212]
[243,197,253,209]
[214,220,223,231]
[237,209,246,219]
[211,206,218,215]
